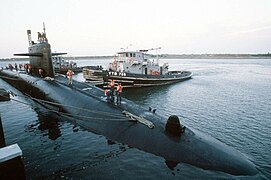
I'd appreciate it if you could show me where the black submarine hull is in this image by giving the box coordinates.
[0,69,258,176]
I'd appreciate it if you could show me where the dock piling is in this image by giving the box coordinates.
[0,114,6,148]
[0,113,26,179]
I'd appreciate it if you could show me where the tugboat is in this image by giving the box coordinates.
[83,48,192,87]
[52,56,82,74]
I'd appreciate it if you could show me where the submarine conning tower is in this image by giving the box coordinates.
[14,24,57,78]
[27,27,54,78]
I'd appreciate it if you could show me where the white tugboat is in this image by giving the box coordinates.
[83,48,192,87]
[52,56,82,74]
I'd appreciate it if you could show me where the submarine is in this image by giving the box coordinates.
[0,25,258,176]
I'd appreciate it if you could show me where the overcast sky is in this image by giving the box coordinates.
[1,0,271,58]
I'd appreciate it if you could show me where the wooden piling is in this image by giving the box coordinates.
[0,113,6,148]
[0,144,26,179]
[0,114,26,179]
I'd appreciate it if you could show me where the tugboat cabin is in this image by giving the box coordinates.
[109,50,169,76]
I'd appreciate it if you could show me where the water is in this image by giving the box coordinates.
[0,58,270,179]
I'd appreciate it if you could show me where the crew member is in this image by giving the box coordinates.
[38,32,42,41]
[116,83,123,104]
[8,64,13,71]
[38,68,44,77]
[66,69,74,85]
[104,89,112,102]
[104,89,108,96]
[14,63,18,71]
[19,64,23,71]
[109,79,115,101]
[24,64,28,73]
[28,64,32,75]
[103,71,109,85]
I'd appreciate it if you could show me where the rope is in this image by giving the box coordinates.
[1,94,129,122]
[6,97,33,107]
[0,75,21,81]
[46,108,129,121]
[1,72,126,118]
[18,93,127,119]
[0,74,149,123]
[2,90,129,120]
[0,93,34,107]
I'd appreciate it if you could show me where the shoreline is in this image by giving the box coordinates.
[1,53,271,61]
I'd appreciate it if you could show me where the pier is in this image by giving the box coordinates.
[0,114,26,179]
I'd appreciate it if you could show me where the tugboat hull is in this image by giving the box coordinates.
[83,68,193,87]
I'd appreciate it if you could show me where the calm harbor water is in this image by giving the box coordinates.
[0,58,270,179]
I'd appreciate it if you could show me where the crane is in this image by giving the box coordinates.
[139,47,161,53]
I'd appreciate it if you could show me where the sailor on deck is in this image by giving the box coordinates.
[66,69,74,85]
[28,64,32,75]
[104,89,112,102]
[38,68,44,77]
[116,83,123,104]
[109,79,115,101]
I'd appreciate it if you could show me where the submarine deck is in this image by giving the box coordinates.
[53,74,159,128]
[0,69,258,176]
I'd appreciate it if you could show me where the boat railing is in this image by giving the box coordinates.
[117,56,144,63]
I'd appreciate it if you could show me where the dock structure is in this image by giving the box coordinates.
[0,114,26,179]
[0,114,5,148]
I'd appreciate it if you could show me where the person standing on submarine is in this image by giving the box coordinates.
[66,69,74,85]
[116,83,123,104]
[109,79,115,102]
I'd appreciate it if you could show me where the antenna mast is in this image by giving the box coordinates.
[43,22,47,42]
[27,30,32,46]
[43,22,46,34]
